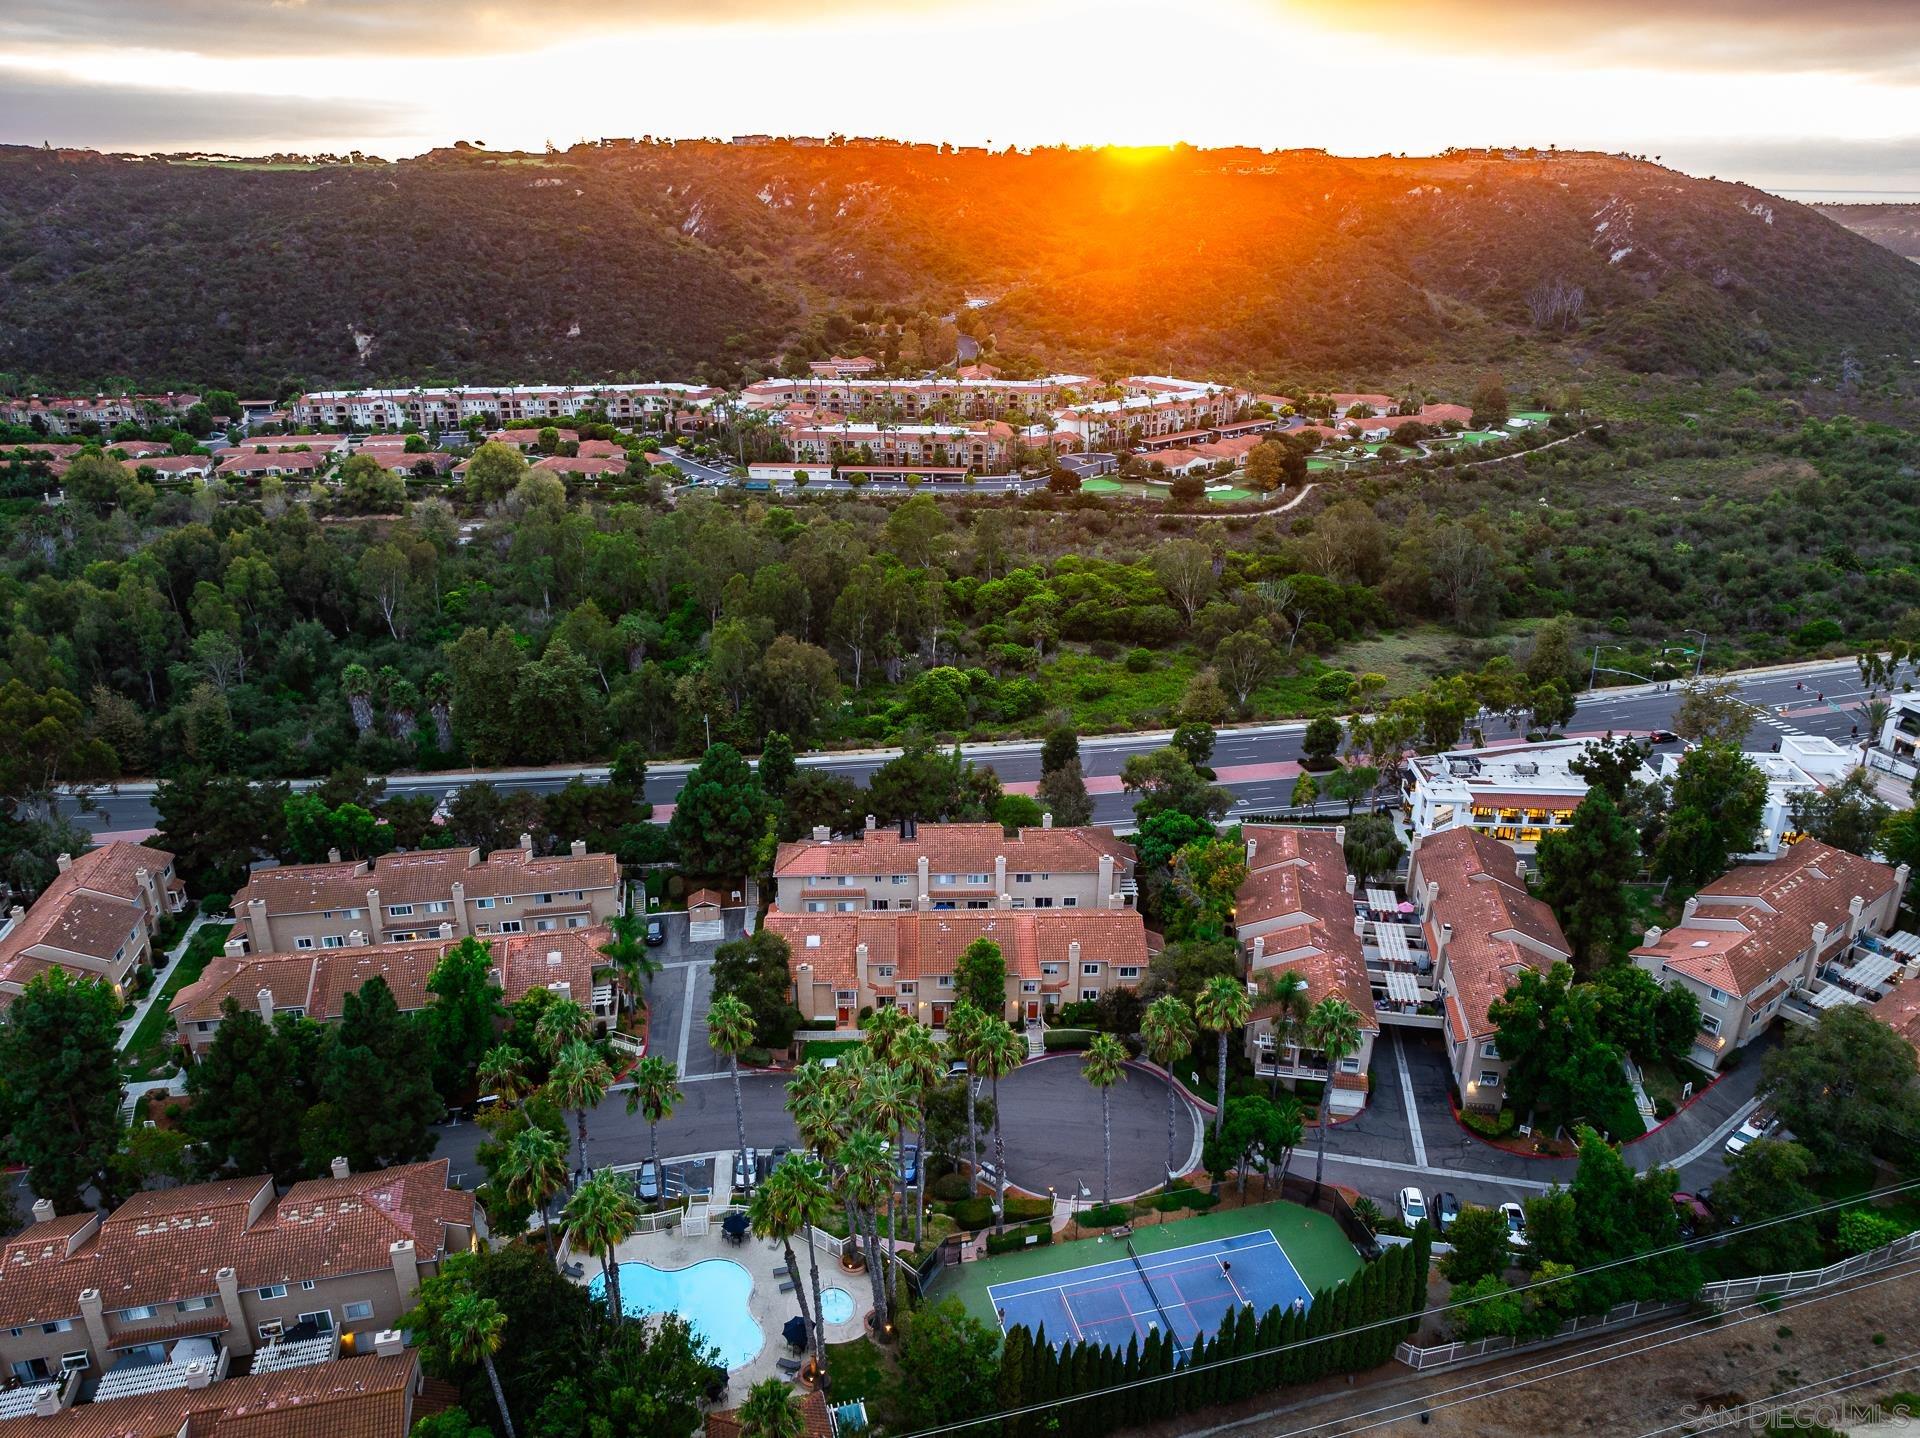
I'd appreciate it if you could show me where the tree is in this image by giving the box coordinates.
[711,927,800,1048]
[1533,787,1642,973]
[1488,964,1641,1142]
[0,970,125,1211]
[1151,540,1217,623]
[1194,974,1252,1139]
[1591,964,1699,1067]
[943,1001,989,1193]
[1342,814,1405,884]
[1441,1204,1511,1284]
[1214,630,1277,708]
[895,1300,1002,1430]
[1787,771,1890,855]
[735,1379,809,1438]
[1036,756,1095,827]
[973,1019,1026,1228]
[597,912,661,1015]
[707,992,758,1178]
[1290,771,1319,809]
[1040,727,1080,777]
[756,1152,835,1379]
[836,1126,896,1332]
[1569,736,1653,801]
[498,1125,569,1257]
[424,938,507,1104]
[625,1055,683,1193]
[1302,715,1342,768]
[757,731,798,799]
[1469,374,1509,428]
[1671,678,1751,745]
[546,1039,613,1179]
[955,937,1008,1018]
[183,1002,309,1184]
[464,442,528,503]
[1709,1139,1824,1273]
[407,1270,517,1438]
[1654,743,1767,885]
[1082,1032,1128,1206]
[339,453,405,512]
[152,768,286,894]
[1121,746,1232,824]
[1305,996,1363,1194]
[757,636,842,741]
[306,976,442,1174]
[1762,1004,1920,1168]
[667,742,771,879]
[560,1169,641,1322]
[995,792,1044,832]
[1165,837,1247,942]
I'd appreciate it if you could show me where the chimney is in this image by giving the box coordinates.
[183,1363,214,1391]
[811,825,830,842]
[1811,920,1829,956]
[216,1268,251,1355]
[450,881,469,937]
[994,854,1007,897]
[390,1239,420,1304]
[327,847,341,864]
[32,1388,60,1418]
[1098,852,1115,908]
[372,1330,406,1359]
[1848,894,1865,930]
[439,921,454,939]
[917,855,930,902]
[1041,812,1053,829]
[1344,872,1356,896]
[256,986,275,1022]
[1245,836,1257,864]
[571,839,587,858]
[1683,897,1700,921]
[1335,825,1346,848]
[331,1156,350,1180]
[1423,880,1439,912]
[519,831,533,853]
[1644,926,1663,949]
[1068,940,1081,968]
[56,852,72,873]
[367,888,383,943]
[247,896,274,953]
[855,942,869,988]
[347,928,365,948]
[865,814,877,831]
[1252,935,1265,963]
[31,1198,55,1224]
[78,1289,109,1360]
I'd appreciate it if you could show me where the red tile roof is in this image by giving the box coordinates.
[530,454,628,476]
[232,847,617,915]
[706,1387,832,1438]
[0,842,180,985]
[765,908,1148,990]
[775,824,1133,881]
[1238,827,1377,1031]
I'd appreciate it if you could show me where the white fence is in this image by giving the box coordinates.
[1396,1228,1920,1372]
[808,1224,854,1262]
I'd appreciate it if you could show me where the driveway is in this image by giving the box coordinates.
[992,1054,1196,1201]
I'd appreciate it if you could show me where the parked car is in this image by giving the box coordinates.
[1724,1109,1779,1157]
[740,1146,758,1188]
[1433,1192,1460,1235]
[637,1158,661,1202]
[644,918,665,947]
[899,1143,921,1185]
[1499,1201,1529,1249]
[1671,1192,1712,1238]
[1398,1187,1428,1227]
[1649,729,1680,745]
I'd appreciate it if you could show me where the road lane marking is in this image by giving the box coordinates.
[1393,1032,1428,1168]
[675,962,704,1074]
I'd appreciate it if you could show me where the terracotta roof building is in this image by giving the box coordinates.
[1632,840,1907,1071]
[530,454,629,478]
[1235,827,1380,1115]
[230,839,621,955]
[1408,828,1573,1112]
[216,451,330,479]
[0,1163,473,1380]
[0,844,186,1009]
[170,926,614,1052]
[706,1386,834,1438]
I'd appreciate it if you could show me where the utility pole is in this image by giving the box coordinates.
[1685,629,1707,678]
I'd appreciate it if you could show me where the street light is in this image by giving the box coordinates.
[1684,629,1708,679]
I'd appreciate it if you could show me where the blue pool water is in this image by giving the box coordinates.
[589,1260,763,1368]
[817,1286,855,1324]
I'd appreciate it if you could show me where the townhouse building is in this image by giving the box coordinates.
[228,839,620,955]
[291,384,719,431]
[225,435,349,454]
[765,907,1151,1028]
[1050,381,1244,452]
[170,925,615,1052]
[1409,828,1574,1113]
[0,394,202,435]
[123,455,216,480]
[0,1161,472,1384]
[530,454,629,479]
[1235,827,1380,1115]
[1407,739,1655,856]
[783,420,1016,474]
[740,374,1093,421]
[1631,839,1908,1071]
[214,450,330,481]
[0,844,187,1011]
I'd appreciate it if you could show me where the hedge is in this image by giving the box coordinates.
[930,1172,972,1202]
[1043,1028,1096,1052]
[1461,1107,1516,1139]
[945,1194,1053,1230]
[1082,1203,1130,1227]
[1141,1189,1220,1214]
[986,1222,1053,1255]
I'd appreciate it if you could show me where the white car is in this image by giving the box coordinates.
[1398,1187,1427,1227]
[1724,1109,1780,1158]
[1500,1201,1529,1249]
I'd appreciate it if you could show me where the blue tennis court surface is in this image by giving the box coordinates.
[987,1230,1311,1360]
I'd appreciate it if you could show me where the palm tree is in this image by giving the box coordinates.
[859,1062,918,1255]
[1863,697,1892,760]
[546,1039,612,1180]
[597,912,661,1013]
[442,1291,515,1438]
[535,996,593,1059]
[477,1043,532,1108]
[1255,968,1312,1102]
[752,1154,835,1381]
[838,1127,895,1336]
[891,1023,944,1243]
[1140,994,1198,1188]
[736,1377,809,1438]
[561,1168,640,1322]
[707,992,757,1189]
[499,1124,569,1257]
[972,1020,1025,1230]
[1194,974,1252,1139]
[1305,996,1363,1197]
[1082,1032,1128,1209]
[787,1060,858,1246]
[863,1003,910,1065]
[944,1000,986,1194]
[624,1055,682,1195]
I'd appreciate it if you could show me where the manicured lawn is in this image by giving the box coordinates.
[796,1038,865,1061]
[121,921,231,1081]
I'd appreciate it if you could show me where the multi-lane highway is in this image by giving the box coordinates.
[61,657,1882,839]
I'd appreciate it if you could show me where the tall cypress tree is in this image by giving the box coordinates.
[998,1325,1031,1437]
[1256,1303,1284,1392]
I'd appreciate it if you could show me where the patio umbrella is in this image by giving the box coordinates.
[783,1315,809,1350]
[721,1211,751,1237]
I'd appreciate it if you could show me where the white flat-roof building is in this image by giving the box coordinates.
[1406,739,1655,855]
[1656,735,1859,858]
[1869,692,1920,787]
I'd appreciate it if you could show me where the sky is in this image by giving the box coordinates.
[3,0,1920,195]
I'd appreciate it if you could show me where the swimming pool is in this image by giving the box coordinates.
[588,1260,763,1369]
[817,1286,855,1325]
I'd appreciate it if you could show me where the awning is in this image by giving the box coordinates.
[1881,931,1920,959]
[1382,970,1422,1004]
[1812,985,1864,1009]
[1837,954,1898,989]
[1365,888,1399,912]
[1376,926,1412,964]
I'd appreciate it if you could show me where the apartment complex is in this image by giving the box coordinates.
[290,383,720,431]
[771,820,1137,915]
[1631,840,1908,1071]
[171,925,615,1052]
[0,1161,472,1382]
[741,373,1093,420]
[229,840,620,954]
[1050,378,1244,451]
[0,844,187,1011]
[0,394,202,435]
[1235,827,1380,1116]
[1409,828,1574,1113]
[807,356,879,378]
[765,907,1152,1028]
[783,420,1016,474]
[1406,739,1653,855]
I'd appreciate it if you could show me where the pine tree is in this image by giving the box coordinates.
[998,1325,1030,1436]
[1256,1303,1284,1393]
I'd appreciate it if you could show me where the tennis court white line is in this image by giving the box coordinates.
[988,1233,1290,1303]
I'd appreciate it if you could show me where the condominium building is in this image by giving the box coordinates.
[171,925,616,1052]
[290,383,720,431]
[807,356,879,378]
[765,907,1151,1028]
[1408,828,1574,1113]
[0,844,187,1011]
[215,450,331,480]
[229,840,621,955]
[740,374,1093,420]
[0,394,202,435]
[1050,379,1244,451]
[0,1161,472,1382]
[782,420,1016,474]
[1406,738,1654,856]
[1868,691,1920,787]
[1631,839,1907,1071]
[772,819,1137,915]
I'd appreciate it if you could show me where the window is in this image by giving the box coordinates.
[891,875,910,886]
[1014,873,1033,884]
[566,915,587,928]
[295,937,315,950]
[1082,963,1101,977]
[300,1280,317,1292]
[1479,1071,1500,1088]
[60,1353,89,1373]
[1041,963,1062,977]
[298,1310,334,1334]
[1062,897,1078,908]
[1481,1042,1500,1059]
[965,873,991,886]
[1032,897,1055,909]
[935,975,952,989]
[1081,988,1099,1002]
[257,1322,284,1341]
[535,918,557,932]
[426,901,449,914]
[389,932,416,942]
[537,893,554,904]
[876,965,894,978]
[177,1297,215,1313]
[41,1320,72,1335]
[1701,1014,1721,1037]
[1706,987,1729,1006]
[497,920,524,934]
[476,898,496,910]
[1340,1057,1362,1073]
[343,1301,375,1322]
[834,901,856,914]
[388,904,414,917]
[501,896,514,906]
[321,935,346,949]
[118,1305,157,1322]
[965,900,990,910]
[257,1285,287,1301]
[897,982,916,996]
[806,901,826,913]
[1117,966,1140,981]
[342,909,360,920]
[196,1020,212,1033]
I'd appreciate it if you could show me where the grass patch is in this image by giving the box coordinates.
[823,1336,899,1426]
[795,1038,865,1061]
[121,921,230,1081]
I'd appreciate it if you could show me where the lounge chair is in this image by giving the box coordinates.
[776,1358,802,1375]
[773,1265,791,1277]
[779,1280,796,1293]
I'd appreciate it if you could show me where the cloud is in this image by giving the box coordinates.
[0,73,427,152]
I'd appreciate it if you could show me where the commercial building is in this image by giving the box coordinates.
[0,1162,472,1382]
[291,384,720,431]
[1408,828,1574,1113]
[1868,692,1920,787]
[170,925,615,1052]
[1631,839,1908,1071]
[1406,738,1653,856]
[229,840,621,955]
[0,844,187,1011]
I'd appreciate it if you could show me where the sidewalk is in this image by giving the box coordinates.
[117,912,212,1053]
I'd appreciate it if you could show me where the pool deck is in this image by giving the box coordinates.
[576,1218,874,1399]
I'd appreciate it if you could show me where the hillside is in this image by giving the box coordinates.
[1817,203,1920,263]
[2,144,1918,390]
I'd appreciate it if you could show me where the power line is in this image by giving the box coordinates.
[894,1176,1920,1438]
[1631,1348,1920,1438]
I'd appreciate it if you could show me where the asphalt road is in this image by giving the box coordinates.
[63,657,1877,838]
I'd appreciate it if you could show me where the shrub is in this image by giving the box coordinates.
[740,1046,772,1068]
[1142,1189,1219,1213]
[1005,1196,1052,1222]
[985,1222,1052,1256]
[1081,1203,1130,1227]
[930,1172,972,1203]
[1043,1028,1094,1052]
[199,893,231,915]
[1837,1209,1907,1255]
[946,1198,993,1229]
[1461,1107,1517,1139]
[1125,648,1156,673]
[1654,1097,1676,1121]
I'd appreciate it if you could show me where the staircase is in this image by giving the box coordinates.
[1623,1058,1657,1128]
[1026,1022,1045,1059]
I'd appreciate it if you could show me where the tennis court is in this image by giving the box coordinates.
[987,1230,1311,1361]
